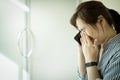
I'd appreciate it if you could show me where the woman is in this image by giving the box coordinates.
[70,1,120,80]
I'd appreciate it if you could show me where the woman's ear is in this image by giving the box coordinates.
[97,15,104,26]
[96,15,105,32]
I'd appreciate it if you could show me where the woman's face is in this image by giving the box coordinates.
[76,18,103,45]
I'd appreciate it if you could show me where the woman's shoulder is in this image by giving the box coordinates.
[104,33,120,51]
[113,33,120,50]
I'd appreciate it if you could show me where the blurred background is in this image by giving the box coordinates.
[0,0,120,80]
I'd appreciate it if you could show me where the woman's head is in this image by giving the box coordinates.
[70,1,113,29]
[71,1,116,45]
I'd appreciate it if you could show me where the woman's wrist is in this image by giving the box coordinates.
[85,57,96,63]
[85,62,97,67]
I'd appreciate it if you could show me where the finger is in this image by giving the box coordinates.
[81,32,87,44]
[84,32,92,45]
[94,39,98,52]
[78,42,83,53]
[94,39,98,46]
[80,37,84,45]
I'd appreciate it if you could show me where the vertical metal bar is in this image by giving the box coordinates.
[23,0,31,80]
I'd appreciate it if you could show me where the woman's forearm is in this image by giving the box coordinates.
[78,52,86,75]
[86,66,100,80]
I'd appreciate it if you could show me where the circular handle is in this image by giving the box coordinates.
[18,28,34,58]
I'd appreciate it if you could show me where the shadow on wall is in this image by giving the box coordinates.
[0,52,29,80]
[0,52,19,80]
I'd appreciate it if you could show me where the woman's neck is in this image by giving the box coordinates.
[98,28,116,64]
[102,27,116,46]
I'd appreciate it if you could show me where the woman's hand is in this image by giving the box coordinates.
[80,32,98,63]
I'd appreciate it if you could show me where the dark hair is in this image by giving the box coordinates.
[70,1,113,29]
[108,9,120,34]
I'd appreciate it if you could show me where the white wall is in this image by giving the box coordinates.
[30,0,78,80]
[99,0,120,13]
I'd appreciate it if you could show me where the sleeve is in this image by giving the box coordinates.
[77,69,88,80]
[103,51,120,80]
[77,69,104,80]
